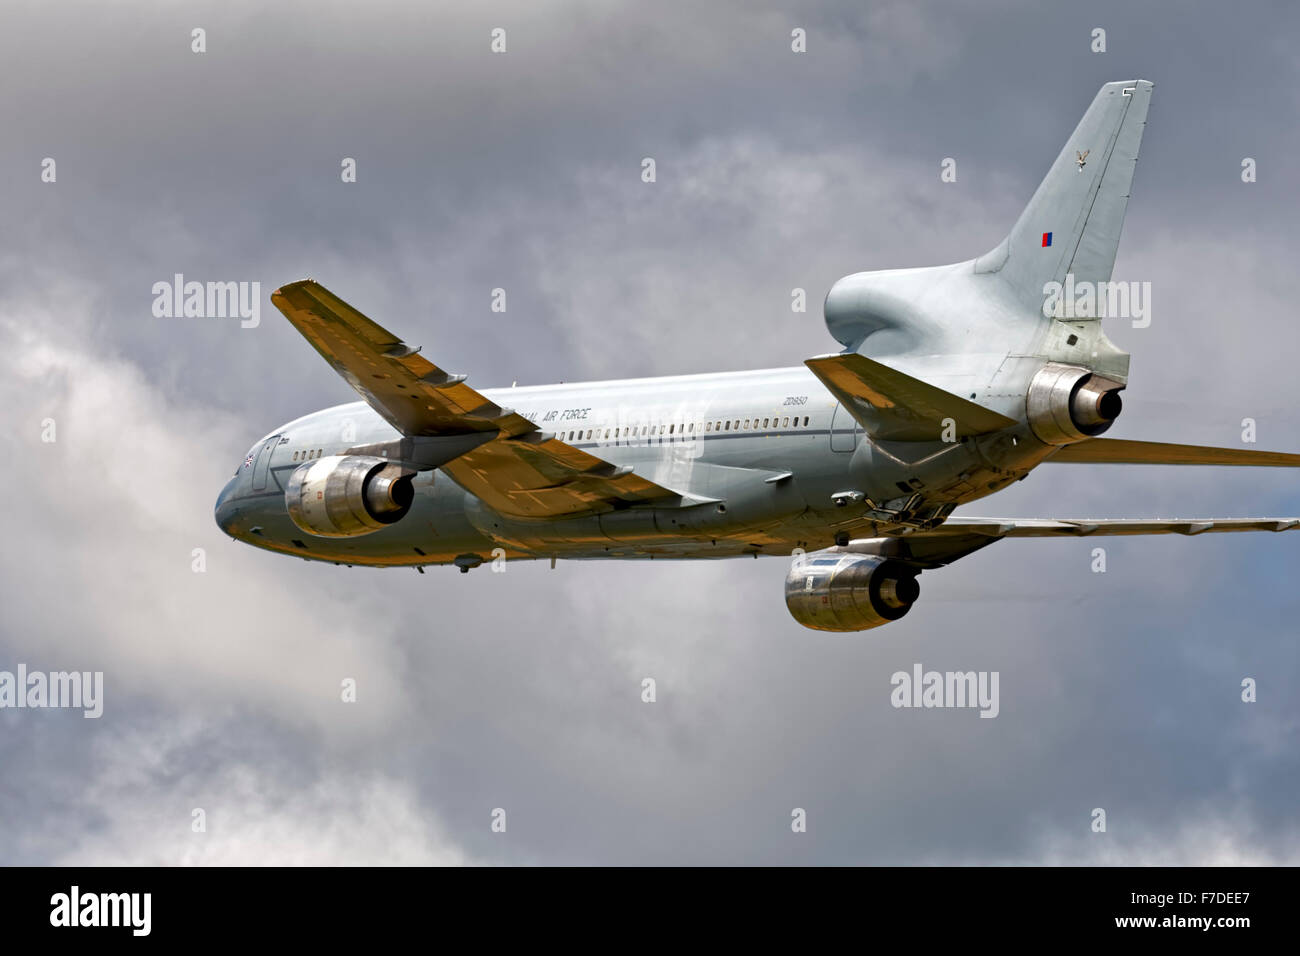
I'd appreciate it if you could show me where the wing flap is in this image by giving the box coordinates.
[805,352,1018,440]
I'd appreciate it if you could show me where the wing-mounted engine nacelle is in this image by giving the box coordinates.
[286,455,415,537]
[1025,362,1125,445]
[785,552,920,632]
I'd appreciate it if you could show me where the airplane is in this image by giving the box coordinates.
[214,79,1300,632]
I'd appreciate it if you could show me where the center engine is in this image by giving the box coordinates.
[285,455,415,537]
[785,552,921,632]
[1025,362,1125,444]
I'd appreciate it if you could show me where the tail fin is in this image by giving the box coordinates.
[976,80,1153,313]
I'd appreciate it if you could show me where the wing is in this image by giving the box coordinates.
[271,279,529,438]
[271,279,681,517]
[842,515,1300,569]
[805,352,1018,440]
[1046,437,1300,466]
[925,516,1300,537]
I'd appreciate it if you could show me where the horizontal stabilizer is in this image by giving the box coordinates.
[805,352,1017,441]
[1047,438,1300,467]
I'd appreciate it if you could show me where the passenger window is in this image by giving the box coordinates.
[744,420,750,429]
[733,421,739,430]
[763,418,769,428]
[689,423,694,432]
[724,421,730,431]
[803,416,809,426]
[669,424,675,434]
[783,417,789,427]
[706,422,712,432]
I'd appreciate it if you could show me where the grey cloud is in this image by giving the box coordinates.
[1,0,1298,865]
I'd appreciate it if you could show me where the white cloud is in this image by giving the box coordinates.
[1000,812,1300,866]
[46,719,470,866]
[0,279,411,736]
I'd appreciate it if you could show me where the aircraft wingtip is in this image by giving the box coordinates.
[271,278,318,298]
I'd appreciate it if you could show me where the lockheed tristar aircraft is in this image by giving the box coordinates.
[215,79,1300,632]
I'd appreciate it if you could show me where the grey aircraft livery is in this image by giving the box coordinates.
[215,80,1300,632]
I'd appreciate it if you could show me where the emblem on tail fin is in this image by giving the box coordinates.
[1076,149,1090,171]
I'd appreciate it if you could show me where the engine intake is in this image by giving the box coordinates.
[785,552,920,632]
[1025,363,1125,444]
[286,455,415,538]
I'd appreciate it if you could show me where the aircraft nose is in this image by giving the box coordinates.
[214,478,241,536]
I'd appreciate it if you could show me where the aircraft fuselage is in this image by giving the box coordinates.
[214,364,1055,568]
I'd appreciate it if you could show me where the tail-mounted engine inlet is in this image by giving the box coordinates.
[1025,363,1125,445]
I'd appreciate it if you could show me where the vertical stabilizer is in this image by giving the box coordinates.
[975,80,1153,315]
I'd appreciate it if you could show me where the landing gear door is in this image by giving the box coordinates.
[252,435,280,491]
[830,404,859,452]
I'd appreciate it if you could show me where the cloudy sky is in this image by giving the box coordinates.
[1,0,1298,865]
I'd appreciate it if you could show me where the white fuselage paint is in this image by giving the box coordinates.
[216,365,1047,567]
